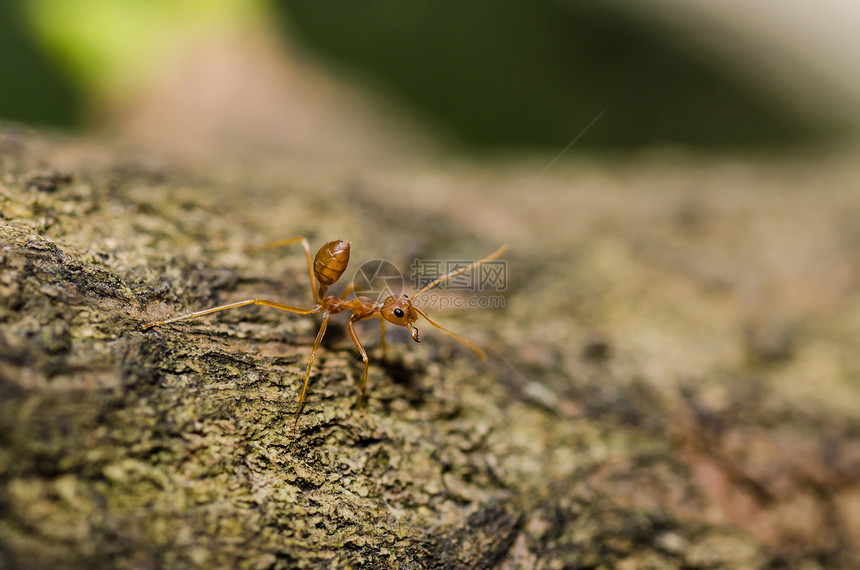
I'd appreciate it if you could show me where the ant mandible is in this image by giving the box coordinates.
[142,237,507,431]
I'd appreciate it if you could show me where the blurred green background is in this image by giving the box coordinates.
[0,0,846,151]
[275,0,823,150]
[0,0,81,128]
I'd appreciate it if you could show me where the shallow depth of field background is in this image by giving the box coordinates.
[2,0,858,155]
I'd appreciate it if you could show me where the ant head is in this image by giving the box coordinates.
[380,295,420,342]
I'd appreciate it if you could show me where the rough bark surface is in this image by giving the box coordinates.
[2,125,860,568]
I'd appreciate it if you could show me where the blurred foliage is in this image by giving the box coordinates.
[23,0,267,96]
[277,0,825,151]
[0,0,831,149]
[0,1,79,127]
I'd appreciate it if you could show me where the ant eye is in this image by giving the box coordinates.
[394,308,404,318]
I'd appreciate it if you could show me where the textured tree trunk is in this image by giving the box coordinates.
[2,125,859,568]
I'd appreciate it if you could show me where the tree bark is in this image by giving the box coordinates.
[2,125,859,568]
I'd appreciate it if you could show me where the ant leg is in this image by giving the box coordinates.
[339,283,356,299]
[413,245,507,298]
[347,319,370,414]
[292,313,329,432]
[413,307,486,360]
[377,315,388,360]
[257,236,319,303]
[143,299,317,330]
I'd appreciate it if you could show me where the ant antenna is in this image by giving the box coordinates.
[412,306,488,359]
[409,245,508,361]
[412,245,508,300]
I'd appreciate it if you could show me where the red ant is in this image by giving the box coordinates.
[143,238,507,430]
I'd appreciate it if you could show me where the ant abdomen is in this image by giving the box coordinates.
[314,239,350,287]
